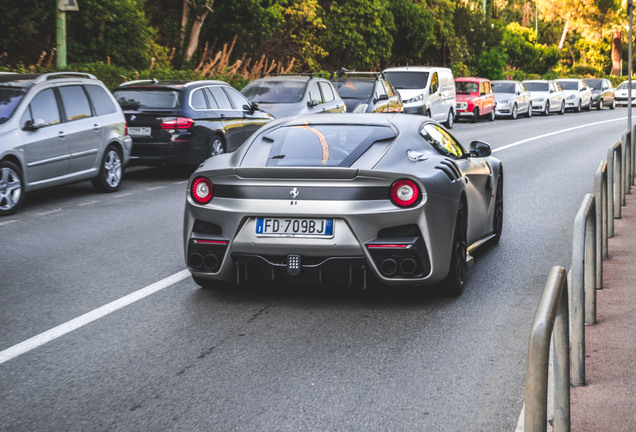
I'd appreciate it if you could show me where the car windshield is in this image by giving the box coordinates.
[0,87,26,124]
[617,81,636,90]
[456,81,479,94]
[261,124,395,167]
[241,80,305,103]
[584,79,602,90]
[383,72,429,89]
[332,80,374,99]
[558,81,578,90]
[113,89,180,109]
[492,82,516,93]
[523,82,548,92]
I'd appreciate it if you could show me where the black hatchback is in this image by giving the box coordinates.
[112,79,273,166]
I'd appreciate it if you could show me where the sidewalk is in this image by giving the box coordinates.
[569,191,636,431]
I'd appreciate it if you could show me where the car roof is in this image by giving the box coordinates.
[383,66,451,72]
[248,75,324,83]
[492,80,521,84]
[455,77,490,82]
[522,79,551,83]
[0,72,99,88]
[115,79,229,90]
[555,78,579,81]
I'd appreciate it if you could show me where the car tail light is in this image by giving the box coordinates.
[390,179,420,207]
[191,177,213,204]
[161,117,194,129]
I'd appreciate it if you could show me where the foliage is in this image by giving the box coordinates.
[503,23,560,75]
[387,0,434,66]
[477,48,509,80]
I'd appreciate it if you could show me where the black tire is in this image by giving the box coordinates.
[445,110,454,129]
[492,170,504,244]
[543,102,550,116]
[597,99,604,110]
[488,108,495,121]
[559,101,565,115]
[208,134,226,158]
[0,160,24,216]
[586,100,592,111]
[610,99,616,110]
[92,145,123,192]
[576,100,582,112]
[471,108,479,123]
[443,200,467,296]
[510,104,518,120]
[526,104,532,118]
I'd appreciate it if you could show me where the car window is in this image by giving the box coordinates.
[241,80,305,103]
[333,80,374,99]
[223,86,250,110]
[524,82,548,92]
[0,87,26,124]
[319,82,335,102]
[558,81,578,91]
[420,123,465,159]
[375,81,387,99]
[58,85,92,121]
[492,82,516,93]
[84,84,117,116]
[383,80,396,97]
[113,89,180,109]
[384,71,430,90]
[430,72,439,93]
[190,88,208,110]
[261,124,395,167]
[207,86,232,109]
[307,82,322,104]
[21,88,60,128]
[456,81,478,94]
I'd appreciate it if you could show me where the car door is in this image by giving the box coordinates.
[372,80,390,112]
[318,81,345,113]
[205,85,245,152]
[57,85,102,175]
[223,86,270,145]
[18,88,69,184]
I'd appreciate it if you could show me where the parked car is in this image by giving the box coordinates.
[522,79,565,115]
[112,79,273,166]
[0,72,131,216]
[382,66,456,128]
[491,80,532,119]
[555,78,592,112]
[454,77,496,122]
[240,74,346,118]
[331,71,403,113]
[613,80,636,107]
[184,113,503,296]
[583,78,616,110]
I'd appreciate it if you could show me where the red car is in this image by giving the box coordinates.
[455,77,496,122]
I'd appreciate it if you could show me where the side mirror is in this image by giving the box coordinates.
[244,102,259,113]
[469,140,492,158]
[23,118,46,131]
[307,99,319,108]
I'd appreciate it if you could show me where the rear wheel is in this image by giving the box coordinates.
[610,99,616,110]
[597,99,604,110]
[92,145,122,192]
[444,110,454,129]
[559,101,565,115]
[0,161,24,216]
[543,102,550,116]
[576,100,582,112]
[443,200,467,296]
[492,171,504,244]
[526,104,532,118]
[488,108,495,121]
[471,108,479,123]
[208,135,226,158]
[510,104,518,120]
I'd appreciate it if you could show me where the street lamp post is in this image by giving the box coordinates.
[629,0,633,132]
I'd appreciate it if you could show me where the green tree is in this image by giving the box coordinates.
[0,0,55,66]
[387,0,434,66]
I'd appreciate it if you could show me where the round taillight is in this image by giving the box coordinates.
[390,179,420,207]
[191,177,213,204]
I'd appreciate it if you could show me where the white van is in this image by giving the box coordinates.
[382,66,456,128]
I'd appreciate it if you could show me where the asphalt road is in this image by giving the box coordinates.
[0,107,630,431]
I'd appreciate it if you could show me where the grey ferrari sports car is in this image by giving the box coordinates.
[183,113,503,295]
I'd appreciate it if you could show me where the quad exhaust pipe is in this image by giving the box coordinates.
[379,257,418,277]
[188,252,219,271]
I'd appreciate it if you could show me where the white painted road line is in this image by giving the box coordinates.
[0,269,190,365]
[493,117,625,153]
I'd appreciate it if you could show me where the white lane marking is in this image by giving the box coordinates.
[0,269,190,365]
[493,117,626,153]
[0,220,17,227]
[35,208,62,216]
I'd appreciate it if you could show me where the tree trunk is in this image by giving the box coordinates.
[611,30,622,76]
[179,0,188,49]
[558,15,570,52]
[185,9,210,63]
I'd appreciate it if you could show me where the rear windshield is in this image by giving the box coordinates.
[112,88,180,109]
[523,82,548,92]
[456,81,479,94]
[383,72,430,89]
[332,80,374,99]
[492,82,516,93]
[557,81,578,91]
[259,124,395,167]
[0,87,26,124]
[241,80,305,103]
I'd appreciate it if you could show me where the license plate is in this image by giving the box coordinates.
[128,126,151,137]
[256,218,334,237]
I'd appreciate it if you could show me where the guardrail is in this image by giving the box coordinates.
[522,126,634,431]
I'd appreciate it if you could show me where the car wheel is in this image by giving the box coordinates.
[488,108,495,121]
[443,200,467,296]
[543,102,550,116]
[208,135,226,158]
[445,110,454,129]
[576,100,582,112]
[559,101,565,115]
[471,108,479,123]
[0,160,24,216]
[597,99,604,110]
[511,104,518,120]
[92,145,122,193]
[610,99,616,110]
[526,104,532,118]
[492,170,504,244]
[586,100,592,111]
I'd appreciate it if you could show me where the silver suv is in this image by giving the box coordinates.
[0,72,132,215]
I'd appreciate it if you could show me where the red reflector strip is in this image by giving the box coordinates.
[193,240,228,245]
[367,244,410,248]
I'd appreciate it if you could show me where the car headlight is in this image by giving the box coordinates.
[353,103,369,113]
[404,94,424,104]
[567,95,576,100]
[456,102,468,110]
[499,99,512,106]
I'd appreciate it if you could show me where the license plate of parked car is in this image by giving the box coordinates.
[256,217,334,237]
[128,127,151,136]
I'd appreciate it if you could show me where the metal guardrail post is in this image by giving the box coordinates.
[632,125,636,186]
[607,141,622,227]
[524,266,570,432]
[594,161,607,291]
[623,131,631,197]
[571,193,596,386]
